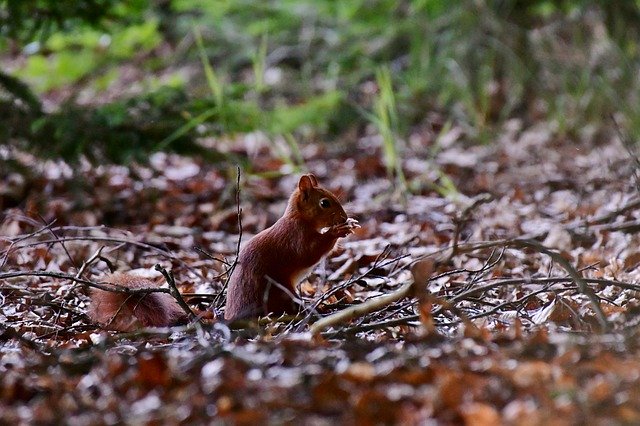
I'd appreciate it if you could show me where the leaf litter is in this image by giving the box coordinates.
[2,120,640,423]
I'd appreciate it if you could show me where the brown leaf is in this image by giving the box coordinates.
[343,362,376,383]
[410,258,435,291]
[512,361,552,388]
[136,353,170,388]
[461,402,502,426]
[436,371,465,411]
[312,374,351,412]
[624,251,640,270]
[354,390,399,424]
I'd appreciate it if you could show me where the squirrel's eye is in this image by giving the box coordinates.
[319,198,331,209]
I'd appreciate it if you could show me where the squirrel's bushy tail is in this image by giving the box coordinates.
[89,273,187,332]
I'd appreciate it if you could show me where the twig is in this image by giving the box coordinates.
[154,264,200,325]
[193,246,232,281]
[338,315,420,334]
[447,193,493,262]
[62,246,108,299]
[339,276,637,334]
[506,239,609,331]
[0,219,59,270]
[37,324,97,340]
[469,247,505,281]
[569,198,640,228]
[391,193,640,282]
[292,246,397,332]
[102,292,143,329]
[1,230,209,284]
[310,281,414,335]
[194,246,230,266]
[581,218,640,233]
[611,114,640,193]
[308,245,394,311]
[4,236,176,261]
[264,275,301,311]
[37,214,77,269]
[460,283,558,323]
[0,324,48,354]
[213,166,243,309]
[0,270,170,295]
[373,299,416,323]
[448,276,640,304]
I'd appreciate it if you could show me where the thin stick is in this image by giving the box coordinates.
[1,231,209,283]
[310,281,414,335]
[0,270,169,295]
[4,236,176,260]
[154,264,200,325]
[389,194,640,281]
[37,214,77,269]
[62,246,109,300]
[0,324,48,353]
[213,166,243,308]
[309,245,394,311]
[0,219,58,270]
[194,246,230,266]
[263,275,306,314]
[447,193,493,262]
[506,239,609,331]
[611,114,640,193]
[336,275,635,335]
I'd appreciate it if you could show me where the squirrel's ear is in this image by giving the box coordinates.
[298,174,315,192]
[307,174,318,187]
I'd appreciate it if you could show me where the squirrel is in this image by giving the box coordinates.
[88,174,358,330]
[88,273,188,332]
[224,174,358,321]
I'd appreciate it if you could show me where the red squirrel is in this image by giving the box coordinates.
[224,174,357,321]
[88,174,357,330]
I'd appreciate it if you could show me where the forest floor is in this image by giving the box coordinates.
[2,117,640,424]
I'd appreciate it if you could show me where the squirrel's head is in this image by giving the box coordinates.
[288,174,348,230]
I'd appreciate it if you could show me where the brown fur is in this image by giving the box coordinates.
[89,273,187,332]
[224,174,351,321]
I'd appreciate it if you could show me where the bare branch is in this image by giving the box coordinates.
[154,264,200,325]
[213,166,243,310]
[0,270,169,295]
[505,239,609,331]
[310,281,414,335]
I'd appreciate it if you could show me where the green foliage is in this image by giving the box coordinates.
[194,27,224,107]
[16,20,161,92]
[4,0,640,166]
[19,50,95,93]
[26,87,228,164]
[0,0,148,43]
[268,91,342,135]
[367,66,406,190]
[252,34,268,94]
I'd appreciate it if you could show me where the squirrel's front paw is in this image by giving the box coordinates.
[322,218,360,238]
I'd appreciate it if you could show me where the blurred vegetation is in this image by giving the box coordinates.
[2,0,640,165]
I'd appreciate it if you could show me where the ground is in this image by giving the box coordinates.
[3,1,640,424]
[2,118,640,424]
